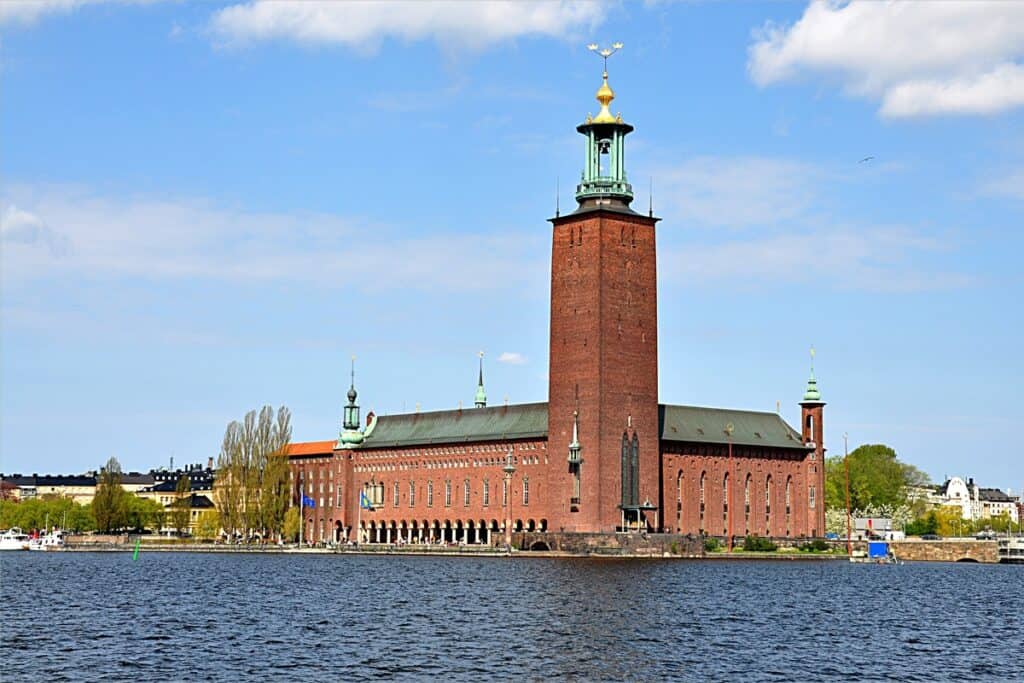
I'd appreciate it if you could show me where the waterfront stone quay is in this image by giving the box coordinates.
[56,533,1004,561]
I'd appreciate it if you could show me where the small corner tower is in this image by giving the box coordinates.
[548,43,660,533]
[339,355,364,448]
[799,347,826,536]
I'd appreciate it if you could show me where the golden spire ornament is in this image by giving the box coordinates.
[587,42,623,124]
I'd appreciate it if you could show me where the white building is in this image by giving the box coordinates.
[927,477,1020,523]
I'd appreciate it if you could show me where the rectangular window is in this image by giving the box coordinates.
[394,482,400,507]
[483,480,490,507]
[445,480,452,507]
[523,477,529,506]
[809,485,816,509]
[427,481,434,507]
[409,481,416,507]
[463,480,470,507]
[336,489,342,508]
[503,479,509,507]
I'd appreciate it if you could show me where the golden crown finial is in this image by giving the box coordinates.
[587,42,623,124]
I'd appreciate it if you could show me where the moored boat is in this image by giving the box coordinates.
[28,529,66,551]
[998,537,1024,564]
[0,528,31,551]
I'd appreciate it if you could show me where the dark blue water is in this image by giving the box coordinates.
[1,552,1021,681]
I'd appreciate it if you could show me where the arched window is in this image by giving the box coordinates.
[620,432,631,507]
[809,485,816,509]
[483,479,490,507]
[427,481,434,507]
[444,480,452,507]
[699,472,706,532]
[630,433,640,506]
[785,477,792,516]
[463,479,471,507]
[723,472,730,535]
[522,477,530,506]
[744,474,752,532]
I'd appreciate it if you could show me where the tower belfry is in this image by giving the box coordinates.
[577,43,633,207]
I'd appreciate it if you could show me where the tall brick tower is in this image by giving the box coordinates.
[548,46,660,533]
[799,349,826,537]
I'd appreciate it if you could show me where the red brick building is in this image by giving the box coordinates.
[287,63,826,546]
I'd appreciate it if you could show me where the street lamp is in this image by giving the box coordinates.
[503,448,517,551]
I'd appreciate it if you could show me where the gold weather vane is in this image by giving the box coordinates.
[586,42,624,124]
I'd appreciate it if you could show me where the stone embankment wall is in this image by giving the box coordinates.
[891,540,998,563]
[513,531,704,556]
[66,534,129,546]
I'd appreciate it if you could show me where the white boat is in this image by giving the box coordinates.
[0,528,31,551]
[998,537,1024,564]
[28,529,65,551]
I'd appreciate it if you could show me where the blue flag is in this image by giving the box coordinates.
[302,493,316,509]
[360,491,373,510]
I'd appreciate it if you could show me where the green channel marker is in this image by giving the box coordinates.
[132,538,140,561]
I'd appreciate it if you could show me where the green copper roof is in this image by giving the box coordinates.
[802,370,822,402]
[362,403,548,448]
[356,402,804,451]
[658,404,806,450]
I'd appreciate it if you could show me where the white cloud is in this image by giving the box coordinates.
[210,0,606,51]
[978,169,1024,201]
[497,351,526,365]
[748,1,1024,118]
[653,156,824,229]
[0,185,545,291]
[0,0,152,26]
[664,225,970,293]
[1,204,70,255]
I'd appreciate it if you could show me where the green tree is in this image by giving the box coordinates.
[825,444,927,512]
[195,510,221,540]
[93,457,129,533]
[125,496,165,532]
[283,507,300,543]
[215,405,292,541]
[172,474,192,535]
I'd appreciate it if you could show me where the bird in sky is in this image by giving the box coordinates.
[859,156,875,163]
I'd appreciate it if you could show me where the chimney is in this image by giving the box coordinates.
[207,457,214,470]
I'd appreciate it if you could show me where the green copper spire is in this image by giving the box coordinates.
[802,346,823,402]
[339,355,364,447]
[474,351,487,408]
[576,43,634,207]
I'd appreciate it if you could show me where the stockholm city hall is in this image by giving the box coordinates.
[287,48,826,548]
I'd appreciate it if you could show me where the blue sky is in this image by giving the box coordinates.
[2,1,1022,491]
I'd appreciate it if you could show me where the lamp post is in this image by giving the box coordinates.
[503,448,517,551]
[844,432,851,556]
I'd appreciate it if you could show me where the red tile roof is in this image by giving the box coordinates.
[285,440,336,457]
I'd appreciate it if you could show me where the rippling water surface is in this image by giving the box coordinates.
[1,552,1021,681]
